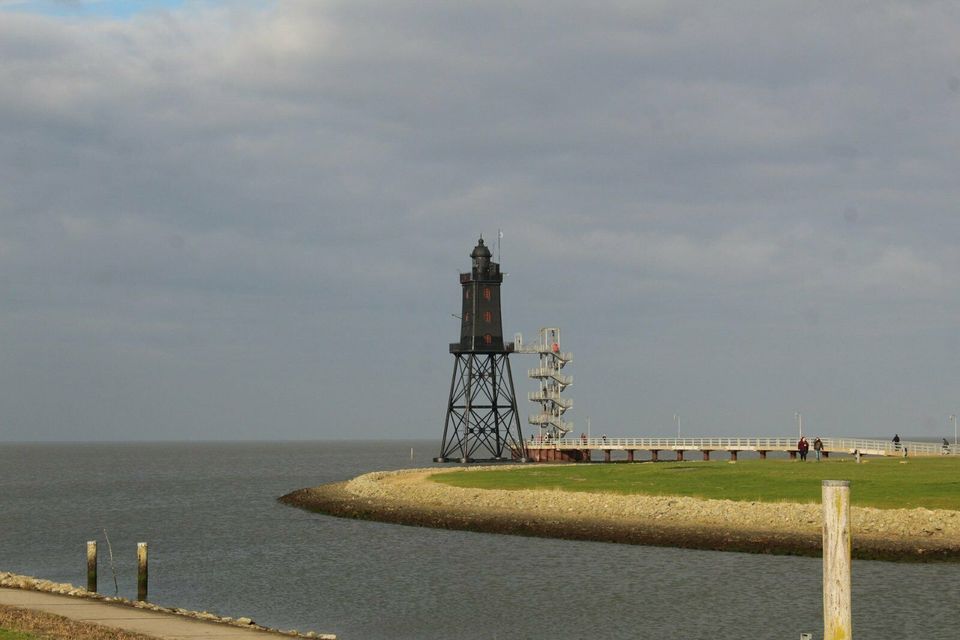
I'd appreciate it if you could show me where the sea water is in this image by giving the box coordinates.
[0,441,957,639]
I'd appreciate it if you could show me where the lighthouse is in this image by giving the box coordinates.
[435,238,527,462]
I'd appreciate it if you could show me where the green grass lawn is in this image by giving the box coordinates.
[430,457,960,510]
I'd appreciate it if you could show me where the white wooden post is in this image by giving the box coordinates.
[822,480,852,639]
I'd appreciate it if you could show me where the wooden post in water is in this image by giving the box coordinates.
[86,540,97,593]
[822,480,852,639]
[137,542,148,602]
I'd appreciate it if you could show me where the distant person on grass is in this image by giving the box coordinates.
[813,437,823,461]
[797,437,809,461]
[893,433,901,451]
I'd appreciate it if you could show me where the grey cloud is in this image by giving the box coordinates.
[1,1,959,441]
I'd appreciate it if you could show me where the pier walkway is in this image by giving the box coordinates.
[0,587,332,639]
[523,436,957,462]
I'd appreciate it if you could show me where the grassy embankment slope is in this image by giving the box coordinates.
[430,457,960,510]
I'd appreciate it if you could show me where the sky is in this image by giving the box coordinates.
[1,0,959,442]
[0,0,188,18]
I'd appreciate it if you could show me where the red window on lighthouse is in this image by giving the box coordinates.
[483,311,492,323]
[483,287,491,301]
[483,334,492,345]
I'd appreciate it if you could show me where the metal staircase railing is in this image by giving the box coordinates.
[527,367,573,387]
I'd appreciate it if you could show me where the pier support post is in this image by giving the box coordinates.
[729,451,738,462]
[627,450,635,462]
[86,541,97,593]
[759,451,767,460]
[822,480,852,640]
[675,450,684,461]
[137,542,148,602]
[702,450,711,461]
[650,450,659,462]
[603,449,611,463]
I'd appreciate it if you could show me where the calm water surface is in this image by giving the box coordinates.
[0,442,957,639]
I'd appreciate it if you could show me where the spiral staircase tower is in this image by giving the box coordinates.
[516,327,573,439]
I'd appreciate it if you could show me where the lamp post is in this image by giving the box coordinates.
[674,413,680,440]
[951,414,957,447]
[795,412,803,440]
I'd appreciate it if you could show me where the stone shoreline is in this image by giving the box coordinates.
[279,466,960,562]
[0,571,336,639]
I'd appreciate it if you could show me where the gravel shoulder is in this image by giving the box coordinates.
[280,466,960,562]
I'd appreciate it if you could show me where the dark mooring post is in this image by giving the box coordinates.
[86,540,97,593]
[137,542,148,602]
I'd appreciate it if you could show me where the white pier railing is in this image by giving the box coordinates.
[523,436,958,457]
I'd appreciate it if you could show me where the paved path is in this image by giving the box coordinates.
[0,587,316,639]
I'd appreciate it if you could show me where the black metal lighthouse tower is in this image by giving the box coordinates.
[435,238,526,463]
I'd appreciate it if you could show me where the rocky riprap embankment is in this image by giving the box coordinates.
[0,571,336,639]
[280,466,960,562]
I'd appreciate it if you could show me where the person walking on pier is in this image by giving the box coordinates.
[813,437,823,461]
[893,433,901,451]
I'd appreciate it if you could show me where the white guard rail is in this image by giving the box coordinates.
[523,436,958,457]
